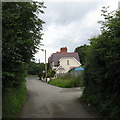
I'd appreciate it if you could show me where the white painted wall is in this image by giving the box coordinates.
[57,57,81,73]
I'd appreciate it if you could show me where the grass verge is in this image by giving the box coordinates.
[48,73,83,88]
[2,80,27,118]
[80,93,120,119]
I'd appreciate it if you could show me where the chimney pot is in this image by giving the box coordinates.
[60,47,67,53]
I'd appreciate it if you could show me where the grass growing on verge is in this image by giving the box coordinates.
[2,79,27,118]
[80,93,120,118]
[48,73,83,88]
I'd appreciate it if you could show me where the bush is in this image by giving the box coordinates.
[47,70,56,78]
[81,9,120,118]
[48,73,83,88]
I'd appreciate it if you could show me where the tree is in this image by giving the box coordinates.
[81,8,120,118]
[2,2,46,118]
[75,44,89,65]
[27,61,45,78]
[2,2,45,88]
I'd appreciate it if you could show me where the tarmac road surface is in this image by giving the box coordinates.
[20,76,96,118]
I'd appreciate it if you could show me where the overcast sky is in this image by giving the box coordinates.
[35,0,120,63]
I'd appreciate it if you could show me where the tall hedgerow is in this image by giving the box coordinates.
[81,7,120,118]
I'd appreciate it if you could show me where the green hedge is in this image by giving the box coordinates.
[80,9,120,118]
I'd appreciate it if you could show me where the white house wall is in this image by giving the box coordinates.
[59,57,81,73]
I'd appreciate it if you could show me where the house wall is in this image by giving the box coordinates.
[58,57,81,73]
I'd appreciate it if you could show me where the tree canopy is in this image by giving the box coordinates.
[28,61,45,76]
[2,2,45,88]
[75,44,89,66]
[81,7,120,118]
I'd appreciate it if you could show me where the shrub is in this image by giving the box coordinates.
[81,9,120,118]
[48,73,83,88]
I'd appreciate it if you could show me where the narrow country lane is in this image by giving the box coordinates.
[20,76,96,118]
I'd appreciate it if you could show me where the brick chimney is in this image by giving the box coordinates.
[60,47,67,53]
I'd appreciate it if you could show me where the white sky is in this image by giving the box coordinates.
[34,0,120,63]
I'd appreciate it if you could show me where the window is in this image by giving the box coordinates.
[67,60,69,65]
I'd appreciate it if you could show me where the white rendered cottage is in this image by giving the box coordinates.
[48,47,81,74]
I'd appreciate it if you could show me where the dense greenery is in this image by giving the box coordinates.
[27,61,45,77]
[2,2,45,118]
[2,2,45,88]
[2,80,27,118]
[75,44,89,65]
[47,69,56,78]
[48,73,83,88]
[81,7,120,118]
